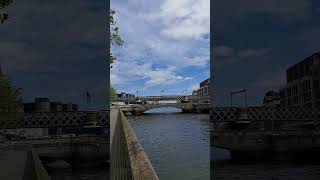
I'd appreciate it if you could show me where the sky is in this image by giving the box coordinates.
[2,0,319,108]
[213,0,320,106]
[110,0,210,96]
[0,0,107,110]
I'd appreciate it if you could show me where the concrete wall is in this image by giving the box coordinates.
[0,137,109,164]
[110,109,159,180]
[0,150,50,180]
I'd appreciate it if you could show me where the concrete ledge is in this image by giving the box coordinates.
[110,109,159,180]
[119,110,159,180]
[0,150,50,180]
[29,150,51,180]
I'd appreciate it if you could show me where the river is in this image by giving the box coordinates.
[127,108,210,180]
[212,147,320,180]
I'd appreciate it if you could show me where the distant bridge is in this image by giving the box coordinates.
[117,103,210,115]
[113,95,210,115]
[113,95,209,103]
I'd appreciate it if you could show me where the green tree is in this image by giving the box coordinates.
[0,0,14,24]
[110,86,117,101]
[0,73,22,112]
[110,9,124,65]
[110,9,123,101]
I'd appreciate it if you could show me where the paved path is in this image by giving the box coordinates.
[0,151,28,180]
[110,108,119,147]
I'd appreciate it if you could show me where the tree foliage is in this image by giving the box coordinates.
[110,9,123,65]
[0,0,14,24]
[110,10,123,100]
[0,73,22,112]
[110,86,117,101]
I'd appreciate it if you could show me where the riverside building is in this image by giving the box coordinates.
[280,52,320,108]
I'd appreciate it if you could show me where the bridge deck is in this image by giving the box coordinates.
[211,107,320,155]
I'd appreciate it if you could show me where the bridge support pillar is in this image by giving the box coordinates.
[182,109,193,113]
[131,111,144,116]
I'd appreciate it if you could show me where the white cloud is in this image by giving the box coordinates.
[111,61,191,87]
[159,0,210,40]
[111,0,210,92]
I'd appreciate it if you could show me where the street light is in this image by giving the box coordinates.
[161,89,165,96]
[230,89,247,107]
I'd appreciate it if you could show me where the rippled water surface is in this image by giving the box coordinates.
[127,108,210,180]
[212,146,320,180]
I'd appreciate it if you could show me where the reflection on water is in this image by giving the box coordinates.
[211,147,320,180]
[127,108,210,180]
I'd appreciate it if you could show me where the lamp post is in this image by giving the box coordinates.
[230,89,247,107]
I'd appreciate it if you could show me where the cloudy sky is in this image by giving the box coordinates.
[111,0,210,96]
[213,0,320,106]
[0,0,107,110]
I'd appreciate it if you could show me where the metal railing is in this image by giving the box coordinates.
[211,107,320,132]
[114,95,209,103]
[111,109,159,180]
[0,111,109,129]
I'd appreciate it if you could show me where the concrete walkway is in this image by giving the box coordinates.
[0,151,29,180]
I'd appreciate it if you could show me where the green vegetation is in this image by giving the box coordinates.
[0,0,14,24]
[110,9,124,65]
[110,9,123,101]
[110,86,117,101]
[0,73,22,112]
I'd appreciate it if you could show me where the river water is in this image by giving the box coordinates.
[127,108,210,180]
[212,146,320,180]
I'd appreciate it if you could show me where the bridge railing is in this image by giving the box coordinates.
[211,107,320,132]
[113,95,210,103]
[0,111,110,129]
[111,109,159,180]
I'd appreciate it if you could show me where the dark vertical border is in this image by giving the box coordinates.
[106,0,111,178]
[210,0,214,179]
[106,0,110,111]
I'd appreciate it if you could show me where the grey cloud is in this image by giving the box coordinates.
[238,48,270,59]
[213,46,235,57]
[214,46,271,67]
[214,0,312,18]
[0,0,107,109]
